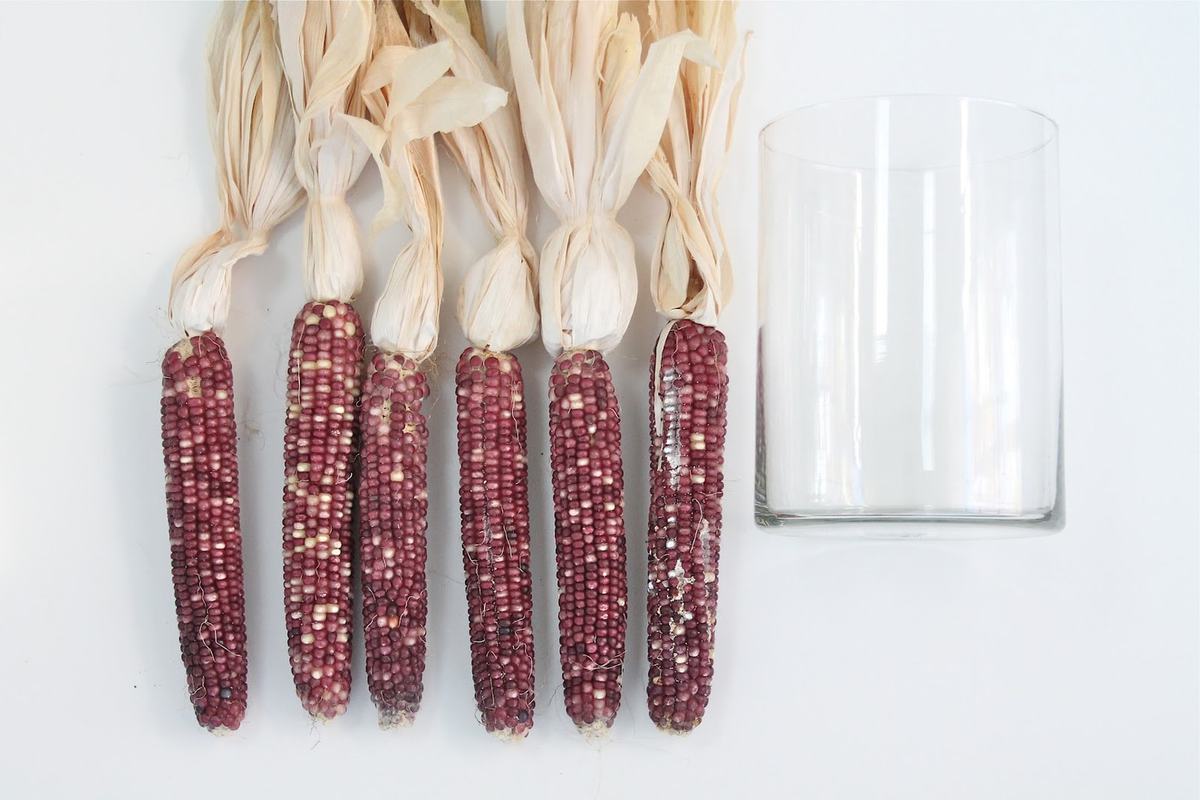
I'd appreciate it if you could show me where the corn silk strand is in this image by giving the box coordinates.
[273,0,374,303]
[344,0,507,361]
[169,0,303,337]
[506,0,714,356]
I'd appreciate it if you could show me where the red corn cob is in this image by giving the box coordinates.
[455,348,536,738]
[548,350,628,734]
[160,332,248,731]
[646,320,729,732]
[281,299,363,720]
[359,350,430,727]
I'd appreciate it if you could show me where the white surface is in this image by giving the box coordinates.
[0,2,1196,797]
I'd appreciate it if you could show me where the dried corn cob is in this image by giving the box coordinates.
[646,319,728,732]
[281,299,363,719]
[455,349,536,736]
[160,0,302,732]
[508,0,706,735]
[275,0,374,720]
[349,1,507,726]
[643,0,745,732]
[411,0,539,738]
[161,334,247,731]
[548,350,627,730]
[359,350,429,726]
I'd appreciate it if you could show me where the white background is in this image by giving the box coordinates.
[1,2,1197,798]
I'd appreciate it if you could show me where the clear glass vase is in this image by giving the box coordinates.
[755,95,1063,538]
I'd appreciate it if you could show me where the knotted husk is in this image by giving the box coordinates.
[414,0,539,354]
[273,0,375,303]
[646,0,748,326]
[506,0,713,355]
[168,1,303,336]
[345,1,507,361]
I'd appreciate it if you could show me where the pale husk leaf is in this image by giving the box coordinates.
[169,0,303,336]
[645,0,747,324]
[274,0,374,302]
[416,0,539,353]
[507,1,712,354]
[350,3,507,360]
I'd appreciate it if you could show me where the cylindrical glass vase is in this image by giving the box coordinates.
[756,95,1063,537]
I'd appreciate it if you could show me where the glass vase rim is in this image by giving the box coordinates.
[760,93,1059,173]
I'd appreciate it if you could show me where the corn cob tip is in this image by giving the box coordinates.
[576,719,615,741]
[654,720,699,736]
[486,723,532,743]
[207,726,236,737]
[378,708,416,730]
[303,703,347,724]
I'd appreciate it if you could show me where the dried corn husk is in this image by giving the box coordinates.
[345,1,507,360]
[274,0,374,303]
[646,1,747,325]
[169,1,303,337]
[507,1,713,355]
[414,0,539,354]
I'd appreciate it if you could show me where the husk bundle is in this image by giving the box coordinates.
[646,0,747,326]
[506,1,713,355]
[414,0,539,354]
[168,0,303,336]
[274,0,375,303]
[347,1,507,360]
